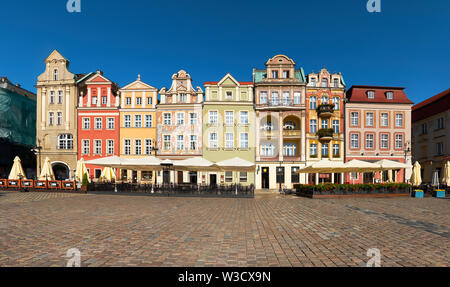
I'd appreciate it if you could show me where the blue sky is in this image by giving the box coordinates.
[1,0,449,104]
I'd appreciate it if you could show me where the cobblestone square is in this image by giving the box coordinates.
[0,191,448,267]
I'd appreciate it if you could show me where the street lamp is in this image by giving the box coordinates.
[150,147,159,193]
[404,142,411,183]
[31,139,42,178]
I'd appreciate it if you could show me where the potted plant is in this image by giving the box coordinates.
[412,188,424,198]
[81,173,89,193]
[433,189,446,198]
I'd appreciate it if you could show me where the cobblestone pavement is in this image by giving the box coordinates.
[0,191,448,267]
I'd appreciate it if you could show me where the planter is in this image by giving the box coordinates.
[412,190,424,198]
[81,185,88,192]
[433,190,446,198]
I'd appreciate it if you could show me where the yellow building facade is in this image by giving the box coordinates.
[119,75,158,183]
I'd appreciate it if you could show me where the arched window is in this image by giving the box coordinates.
[57,134,73,150]
[53,69,59,81]
[321,78,328,87]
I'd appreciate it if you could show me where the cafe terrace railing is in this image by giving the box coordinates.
[0,179,77,192]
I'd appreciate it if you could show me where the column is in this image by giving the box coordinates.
[107,87,111,107]
[131,92,135,108]
[97,88,101,107]
[315,173,319,185]
[142,92,146,108]
[340,173,344,184]
[87,88,91,107]
[331,173,335,184]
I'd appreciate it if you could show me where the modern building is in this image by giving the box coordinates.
[36,50,89,180]
[305,68,346,184]
[345,86,413,183]
[411,88,450,184]
[203,74,255,186]
[77,71,120,181]
[0,77,36,178]
[157,70,204,184]
[118,75,158,183]
[253,55,307,190]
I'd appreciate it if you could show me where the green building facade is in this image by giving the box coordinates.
[202,74,255,186]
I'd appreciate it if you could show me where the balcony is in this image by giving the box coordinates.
[269,99,293,107]
[317,128,334,141]
[317,104,334,118]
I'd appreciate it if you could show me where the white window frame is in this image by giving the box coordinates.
[240,111,249,125]
[351,112,359,126]
[176,135,184,150]
[95,117,102,130]
[124,139,131,155]
[351,134,359,149]
[239,133,249,149]
[134,139,142,155]
[94,140,102,155]
[124,115,131,128]
[82,118,90,130]
[82,139,90,155]
[209,133,218,148]
[381,113,389,127]
[107,140,114,155]
[176,113,185,125]
[145,114,153,128]
[163,113,172,125]
[209,111,218,124]
[225,133,234,149]
[134,115,142,128]
[107,118,115,130]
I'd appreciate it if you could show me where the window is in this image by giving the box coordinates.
[260,92,268,104]
[50,91,55,104]
[310,96,317,109]
[126,97,131,105]
[381,134,389,149]
[141,171,153,181]
[321,96,329,104]
[240,133,249,149]
[176,113,185,125]
[282,91,290,105]
[366,112,374,127]
[102,96,107,105]
[225,171,233,183]
[395,114,403,127]
[332,97,339,110]
[134,115,142,128]
[53,69,58,81]
[350,172,359,180]
[351,112,359,126]
[94,140,102,155]
[271,92,279,105]
[386,91,394,100]
[190,135,197,150]
[421,123,427,134]
[322,144,329,156]
[176,135,184,150]
[58,91,63,104]
[436,117,444,130]
[321,78,328,87]
[163,113,172,125]
[124,139,131,155]
[147,97,153,105]
[209,111,218,124]
[333,144,340,157]
[145,115,152,127]
[135,139,142,155]
[283,143,297,156]
[261,143,275,156]
[189,113,197,125]
[366,134,374,149]
[436,142,444,155]
[333,120,340,134]
[310,144,317,156]
[272,70,278,79]
[163,135,171,150]
[226,91,233,100]
[291,167,299,183]
[395,134,403,149]
[310,78,316,87]
[283,70,289,78]
[136,97,142,105]
[56,134,73,150]
[333,78,339,88]
[209,133,218,148]
[225,111,234,125]
[124,115,131,127]
[57,112,62,125]
[225,133,234,148]
[49,112,54,126]
[321,119,328,129]
[381,113,389,127]
[95,118,102,129]
[83,118,90,130]
[107,140,114,155]
[310,119,317,133]
[103,118,113,130]
[239,172,247,183]
[82,139,90,154]
[178,93,187,103]
[294,92,301,104]
[367,91,375,99]
[240,111,249,125]
[145,139,153,155]
[92,96,97,105]
[351,134,359,149]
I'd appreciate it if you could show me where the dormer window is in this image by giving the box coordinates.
[53,69,58,81]
[386,91,394,100]
[333,78,339,88]
[367,90,375,99]
[272,70,278,79]
[226,91,233,100]
[283,70,289,78]
[321,78,328,87]
[310,78,316,87]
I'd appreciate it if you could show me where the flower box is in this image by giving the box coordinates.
[412,190,424,198]
[433,189,446,198]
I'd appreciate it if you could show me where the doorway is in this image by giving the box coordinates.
[209,174,217,187]
[52,163,69,180]
[177,171,184,184]
[363,172,373,184]
[189,171,197,184]
[261,167,270,189]
[163,170,170,184]
[132,170,138,183]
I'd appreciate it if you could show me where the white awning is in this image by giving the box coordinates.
[215,157,255,172]
[297,159,347,173]
[375,159,411,170]
[173,157,218,171]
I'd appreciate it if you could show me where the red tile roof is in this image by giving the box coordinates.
[347,85,413,104]
[412,88,450,111]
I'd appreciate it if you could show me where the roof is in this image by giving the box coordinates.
[412,88,450,111]
[346,85,413,104]
[203,81,253,85]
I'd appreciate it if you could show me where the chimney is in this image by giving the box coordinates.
[16,84,21,88]
[97,70,103,75]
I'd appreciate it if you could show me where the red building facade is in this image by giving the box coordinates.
[77,71,120,180]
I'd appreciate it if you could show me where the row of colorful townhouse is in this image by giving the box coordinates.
[35,50,413,189]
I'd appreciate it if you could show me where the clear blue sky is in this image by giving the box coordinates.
[1,0,449,104]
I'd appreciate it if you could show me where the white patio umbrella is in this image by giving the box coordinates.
[39,157,55,180]
[85,156,125,168]
[215,157,255,172]
[8,156,27,180]
[173,157,218,171]
[442,161,450,186]
[75,158,90,182]
[410,161,422,186]
[375,159,411,170]
[432,170,440,189]
[297,159,346,173]
[98,167,117,183]
[343,160,381,172]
